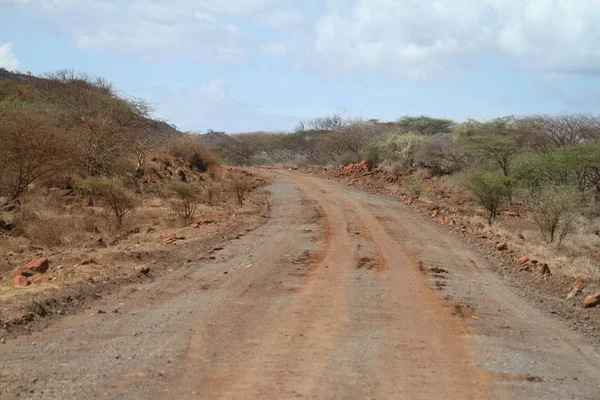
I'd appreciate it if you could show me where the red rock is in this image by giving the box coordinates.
[431,209,439,218]
[566,279,585,300]
[583,293,600,308]
[518,256,529,264]
[25,257,49,274]
[190,223,199,228]
[538,263,551,275]
[135,264,151,275]
[10,266,36,279]
[12,275,29,287]
[496,242,508,251]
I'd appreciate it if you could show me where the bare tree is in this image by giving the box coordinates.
[0,108,73,199]
[517,114,600,154]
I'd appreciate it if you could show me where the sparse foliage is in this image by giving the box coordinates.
[466,172,512,224]
[165,181,204,225]
[0,108,73,199]
[79,178,138,229]
[227,171,253,205]
[528,187,578,245]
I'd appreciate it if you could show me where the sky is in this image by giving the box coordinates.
[1,0,600,133]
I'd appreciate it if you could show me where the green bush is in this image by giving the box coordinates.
[466,171,512,224]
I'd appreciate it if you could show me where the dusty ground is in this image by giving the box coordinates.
[1,170,599,399]
[0,186,268,337]
[309,164,600,343]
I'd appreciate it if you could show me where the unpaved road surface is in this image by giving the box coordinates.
[1,171,600,399]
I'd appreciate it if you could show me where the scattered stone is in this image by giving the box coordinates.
[538,263,551,275]
[496,242,508,251]
[12,275,29,287]
[161,233,185,244]
[97,310,106,314]
[11,257,49,279]
[135,264,151,275]
[518,256,529,264]
[567,279,585,300]
[517,233,525,241]
[583,293,600,308]
[10,266,35,279]
[190,223,199,228]
[81,258,97,266]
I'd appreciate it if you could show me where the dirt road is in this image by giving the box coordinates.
[1,171,600,399]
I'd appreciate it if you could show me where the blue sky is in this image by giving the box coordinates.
[1,0,600,133]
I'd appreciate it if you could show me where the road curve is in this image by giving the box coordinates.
[1,170,599,399]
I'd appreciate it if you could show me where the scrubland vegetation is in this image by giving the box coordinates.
[0,68,254,253]
[207,114,600,278]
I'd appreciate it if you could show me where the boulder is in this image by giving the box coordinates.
[583,293,600,308]
[566,279,585,300]
[135,264,151,275]
[10,266,36,279]
[518,256,529,264]
[10,257,49,281]
[496,242,508,251]
[538,263,551,275]
[12,275,29,287]
[24,257,49,274]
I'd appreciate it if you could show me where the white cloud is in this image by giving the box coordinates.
[151,78,297,132]
[3,0,252,63]
[4,0,600,80]
[300,0,600,80]
[0,42,20,71]
[261,42,287,57]
[254,8,305,29]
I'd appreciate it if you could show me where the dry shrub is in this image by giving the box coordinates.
[527,187,578,245]
[79,178,138,229]
[0,108,74,199]
[167,135,219,173]
[226,171,253,205]
[10,194,97,247]
[164,181,205,225]
[205,178,224,206]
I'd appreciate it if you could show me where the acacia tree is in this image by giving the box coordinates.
[80,177,138,229]
[396,116,456,136]
[463,135,519,177]
[0,108,72,199]
[517,114,600,154]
